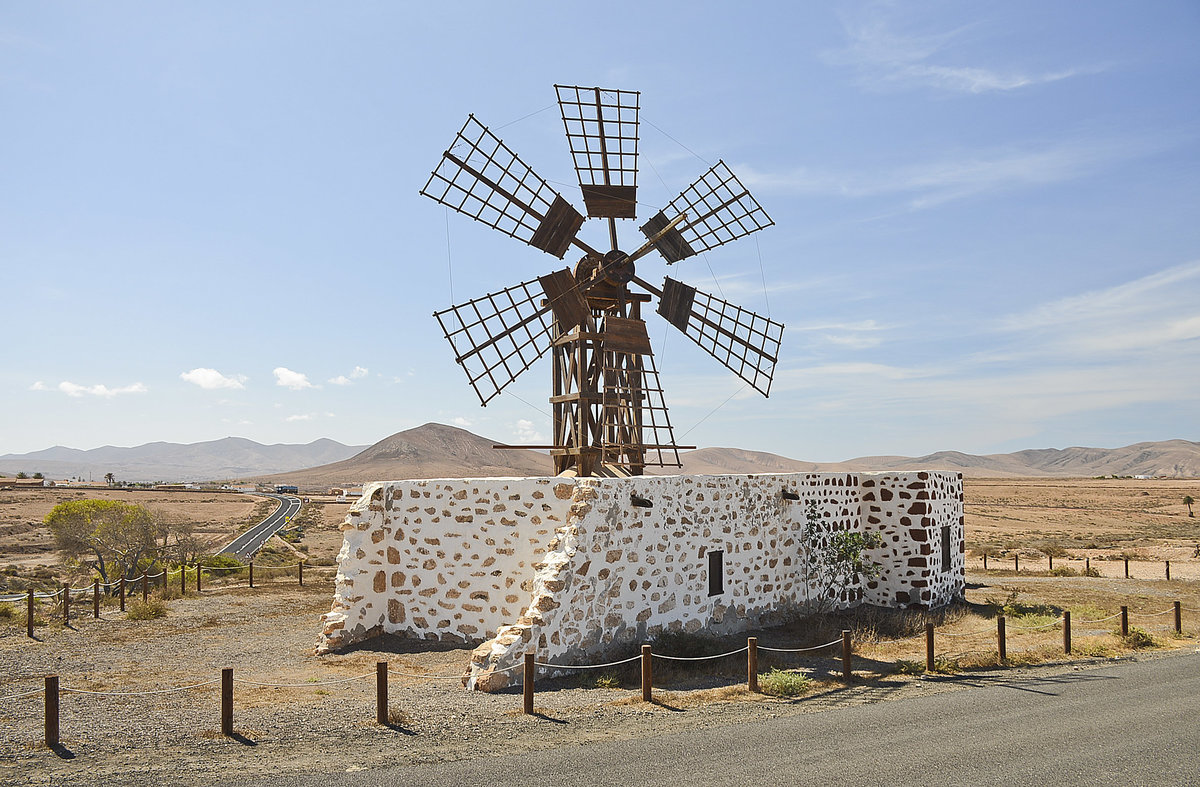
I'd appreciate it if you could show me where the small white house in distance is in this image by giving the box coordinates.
[318,471,965,691]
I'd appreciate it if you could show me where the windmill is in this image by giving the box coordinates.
[421,85,783,478]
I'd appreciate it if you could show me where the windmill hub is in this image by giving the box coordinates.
[597,249,634,286]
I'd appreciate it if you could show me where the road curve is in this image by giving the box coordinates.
[244,651,1200,787]
[219,493,302,560]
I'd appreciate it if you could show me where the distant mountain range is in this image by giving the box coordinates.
[2,425,1197,485]
[0,437,368,482]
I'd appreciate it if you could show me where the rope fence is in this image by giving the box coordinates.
[3,559,339,635]
[2,599,1194,751]
[976,553,1193,581]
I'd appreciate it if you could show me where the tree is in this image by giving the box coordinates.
[32,472,43,480]
[1186,495,1195,518]
[801,500,883,613]
[44,500,164,583]
[15,472,27,479]
[104,473,116,487]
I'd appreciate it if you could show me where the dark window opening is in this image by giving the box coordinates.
[941,525,952,572]
[708,549,724,596]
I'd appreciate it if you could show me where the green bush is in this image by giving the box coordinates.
[758,668,813,697]
[0,602,14,621]
[126,599,168,620]
[1120,627,1157,649]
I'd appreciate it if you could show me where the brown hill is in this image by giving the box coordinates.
[252,423,552,487]
[676,440,1200,479]
[253,425,1199,487]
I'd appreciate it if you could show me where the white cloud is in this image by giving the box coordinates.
[56,381,147,398]
[827,5,1102,95]
[329,366,369,386]
[739,137,1158,210]
[513,419,545,444]
[274,367,314,390]
[180,368,246,390]
[452,416,472,427]
[794,319,889,350]
[29,381,47,391]
[998,260,1200,357]
[285,413,315,422]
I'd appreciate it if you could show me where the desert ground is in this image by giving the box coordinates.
[0,476,1198,783]
[0,488,351,589]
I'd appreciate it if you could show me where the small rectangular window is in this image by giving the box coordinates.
[941,525,952,572]
[708,549,724,596]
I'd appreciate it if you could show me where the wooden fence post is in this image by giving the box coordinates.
[27,589,34,638]
[141,572,148,603]
[377,661,389,725]
[747,637,758,692]
[1124,558,1129,579]
[997,615,1006,662]
[93,579,100,619]
[197,564,202,593]
[641,645,652,702]
[45,675,59,747]
[841,630,853,682]
[298,561,304,587]
[1048,554,1054,571]
[1014,555,1019,573]
[1120,606,1129,637]
[119,577,126,611]
[523,653,534,715]
[62,584,69,625]
[221,668,233,736]
[983,554,988,571]
[249,561,254,589]
[1086,557,1090,575]
[180,565,186,596]
[1063,610,1071,655]
[1165,561,1170,581]
[925,623,935,672]
[1175,601,1182,634]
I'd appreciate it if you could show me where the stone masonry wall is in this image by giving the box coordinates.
[317,477,573,651]
[317,472,964,690]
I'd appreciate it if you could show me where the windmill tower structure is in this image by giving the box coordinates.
[421,85,783,477]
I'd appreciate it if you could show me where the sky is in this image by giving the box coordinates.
[2,1,1198,462]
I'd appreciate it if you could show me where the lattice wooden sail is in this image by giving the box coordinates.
[640,161,773,263]
[555,85,640,219]
[433,277,557,406]
[420,115,585,258]
[657,276,783,396]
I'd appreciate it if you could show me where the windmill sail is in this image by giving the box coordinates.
[555,85,641,219]
[434,276,562,406]
[420,115,584,258]
[640,161,773,263]
[657,276,783,396]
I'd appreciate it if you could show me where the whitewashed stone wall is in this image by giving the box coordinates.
[317,477,572,650]
[317,472,964,691]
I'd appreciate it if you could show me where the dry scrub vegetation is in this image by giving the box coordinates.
[0,477,1198,784]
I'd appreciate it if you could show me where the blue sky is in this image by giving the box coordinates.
[2,1,1198,461]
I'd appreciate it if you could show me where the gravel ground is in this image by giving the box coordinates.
[0,576,1195,786]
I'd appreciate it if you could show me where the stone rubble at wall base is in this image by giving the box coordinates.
[316,472,964,691]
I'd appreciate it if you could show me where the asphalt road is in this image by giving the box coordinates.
[219,493,302,560]
[242,651,1200,787]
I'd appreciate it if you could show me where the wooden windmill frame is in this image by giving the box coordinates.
[422,85,783,477]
